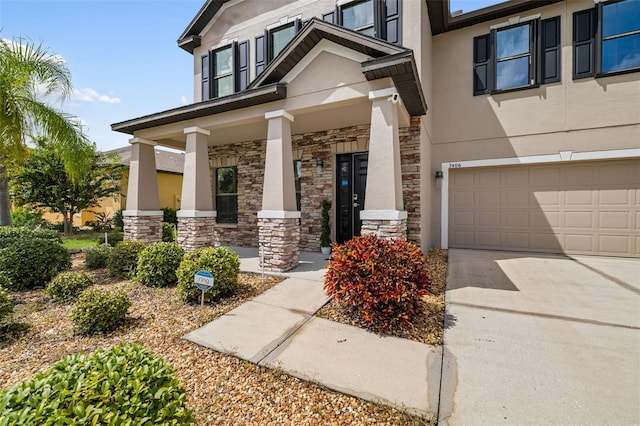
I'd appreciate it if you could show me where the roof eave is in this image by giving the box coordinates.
[111,83,287,135]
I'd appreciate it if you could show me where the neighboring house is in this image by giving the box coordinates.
[42,147,184,227]
[112,0,640,270]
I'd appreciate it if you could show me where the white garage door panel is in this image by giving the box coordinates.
[449,159,640,258]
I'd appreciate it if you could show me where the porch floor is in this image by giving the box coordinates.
[183,246,440,418]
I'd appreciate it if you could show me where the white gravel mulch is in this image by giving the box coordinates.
[0,253,433,425]
[317,249,448,346]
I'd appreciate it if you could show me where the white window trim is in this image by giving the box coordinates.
[440,148,640,249]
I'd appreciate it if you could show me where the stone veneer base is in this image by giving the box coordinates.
[123,215,163,243]
[361,218,408,241]
[258,217,300,272]
[178,217,218,252]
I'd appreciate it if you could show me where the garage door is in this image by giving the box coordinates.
[448,159,640,257]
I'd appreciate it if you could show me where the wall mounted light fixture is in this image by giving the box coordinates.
[435,171,443,189]
[316,159,324,175]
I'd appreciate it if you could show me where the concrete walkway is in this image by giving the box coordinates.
[440,249,640,425]
[184,246,442,418]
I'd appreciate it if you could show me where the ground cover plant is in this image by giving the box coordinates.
[0,343,195,425]
[0,252,432,424]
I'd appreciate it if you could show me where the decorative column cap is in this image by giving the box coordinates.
[265,109,294,122]
[122,210,164,217]
[257,210,301,219]
[176,210,217,218]
[129,137,157,146]
[184,126,210,136]
[360,210,408,220]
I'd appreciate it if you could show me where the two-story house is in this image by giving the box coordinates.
[112,0,639,271]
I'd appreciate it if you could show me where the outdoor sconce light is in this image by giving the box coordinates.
[435,171,443,189]
[316,159,324,175]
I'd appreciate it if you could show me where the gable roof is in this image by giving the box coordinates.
[105,146,185,174]
[178,0,231,53]
[249,18,427,116]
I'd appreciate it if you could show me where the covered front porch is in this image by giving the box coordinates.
[111,19,427,272]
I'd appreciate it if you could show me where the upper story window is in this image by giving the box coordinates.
[601,0,640,73]
[213,45,234,97]
[270,22,297,60]
[574,0,640,79]
[341,0,375,36]
[201,41,249,101]
[473,16,561,95]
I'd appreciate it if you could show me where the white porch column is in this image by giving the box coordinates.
[177,126,217,252]
[360,88,408,240]
[258,110,300,272]
[123,137,162,243]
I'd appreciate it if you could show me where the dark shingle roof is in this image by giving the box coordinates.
[105,146,184,175]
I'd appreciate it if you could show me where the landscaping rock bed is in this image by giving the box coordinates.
[317,249,448,346]
[1,253,432,425]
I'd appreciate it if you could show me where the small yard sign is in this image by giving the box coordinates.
[194,270,214,307]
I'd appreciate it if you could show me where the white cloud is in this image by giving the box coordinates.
[71,88,120,104]
[180,95,188,105]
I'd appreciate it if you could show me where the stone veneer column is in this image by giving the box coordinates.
[123,138,163,243]
[177,127,217,252]
[360,88,408,240]
[258,110,300,272]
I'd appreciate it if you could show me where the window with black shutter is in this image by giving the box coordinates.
[236,40,249,91]
[209,41,251,98]
[473,17,561,95]
[335,0,401,44]
[255,33,267,77]
[573,9,595,79]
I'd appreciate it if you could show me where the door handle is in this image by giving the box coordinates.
[353,202,359,207]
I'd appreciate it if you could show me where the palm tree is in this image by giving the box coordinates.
[0,36,94,226]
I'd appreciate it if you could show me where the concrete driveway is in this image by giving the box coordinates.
[439,249,640,425]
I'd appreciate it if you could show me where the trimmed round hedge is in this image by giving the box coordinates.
[84,244,112,269]
[0,343,195,425]
[107,240,146,278]
[46,271,95,303]
[0,228,71,290]
[136,242,184,287]
[176,247,240,304]
[71,288,131,335]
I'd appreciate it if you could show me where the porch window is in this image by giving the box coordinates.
[216,167,238,224]
[294,160,302,211]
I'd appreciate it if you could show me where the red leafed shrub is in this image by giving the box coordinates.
[324,234,431,333]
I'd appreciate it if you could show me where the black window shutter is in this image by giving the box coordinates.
[336,4,343,26]
[541,17,561,84]
[201,54,210,101]
[322,11,335,24]
[255,33,266,76]
[573,8,595,79]
[473,34,491,95]
[235,40,249,91]
[295,18,302,32]
[385,0,401,44]
[374,0,385,39]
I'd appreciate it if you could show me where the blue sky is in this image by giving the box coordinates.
[0,0,203,151]
[1,0,504,152]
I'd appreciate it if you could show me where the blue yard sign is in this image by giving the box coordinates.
[194,270,214,291]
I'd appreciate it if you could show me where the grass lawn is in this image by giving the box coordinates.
[61,237,99,249]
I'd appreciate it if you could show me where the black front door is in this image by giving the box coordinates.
[336,153,368,243]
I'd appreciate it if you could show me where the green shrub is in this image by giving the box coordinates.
[163,222,176,242]
[162,207,178,224]
[176,247,240,304]
[112,208,124,230]
[10,208,43,229]
[324,234,432,333]
[0,343,196,425]
[97,230,123,247]
[137,242,184,288]
[84,244,112,269]
[0,228,71,290]
[46,272,95,303]
[0,286,12,324]
[107,240,146,278]
[71,288,130,335]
